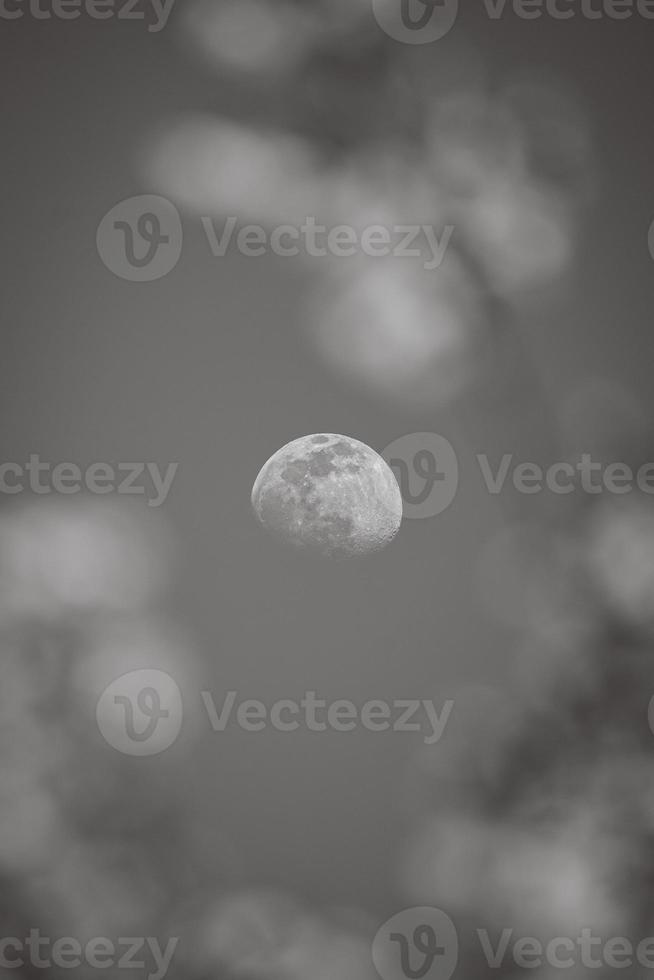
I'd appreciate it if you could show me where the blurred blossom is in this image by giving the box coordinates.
[145,115,445,236]
[400,813,496,912]
[181,0,317,77]
[181,0,373,78]
[181,888,299,974]
[585,496,654,631]
[207,892,301,974]
[30,839,164,944]
[489,811,627,937]
[459,178,573,297]
[499,72,595,203]
[272,917,373,980]
[319,149,444,231]
[402,807,626,939]
[0,644,76,874]
[427,92,527,198]
[144,116,327,226]
[71,614,198,722]
[510,552,601,708]
[425,88,582,299]
[179,889,374,980]
[0,498,172,620]
[307,253,485,410]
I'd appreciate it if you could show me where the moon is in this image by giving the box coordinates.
[251,434,403,558]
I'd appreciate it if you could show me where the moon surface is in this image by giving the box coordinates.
[251,434,403,558]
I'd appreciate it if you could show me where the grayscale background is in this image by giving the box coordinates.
[1,3,654,979]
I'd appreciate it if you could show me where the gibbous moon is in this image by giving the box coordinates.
[251,434,403,558]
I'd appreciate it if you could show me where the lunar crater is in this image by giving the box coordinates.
[251,434,403,558]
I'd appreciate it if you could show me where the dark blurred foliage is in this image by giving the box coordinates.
[146,0,595,414]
